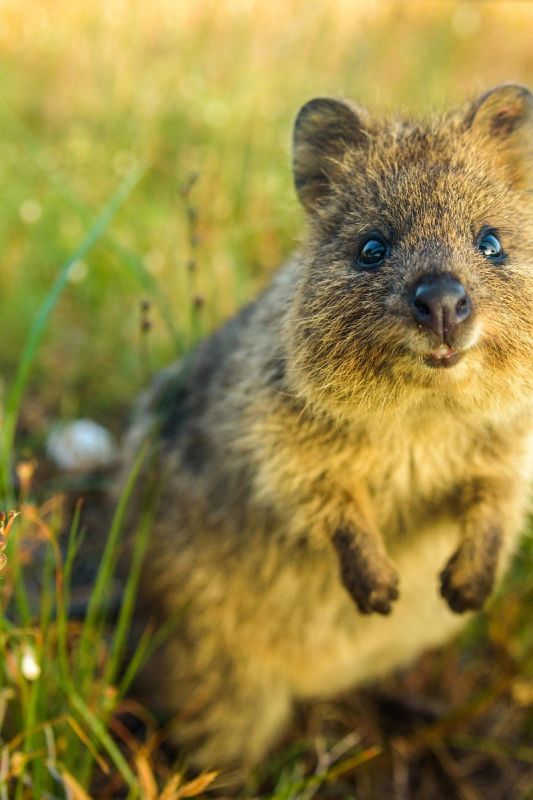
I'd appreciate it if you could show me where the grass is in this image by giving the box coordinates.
[0,0,532,797]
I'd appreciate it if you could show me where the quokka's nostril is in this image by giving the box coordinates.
[414,298,431,318]
[455,296,471,322]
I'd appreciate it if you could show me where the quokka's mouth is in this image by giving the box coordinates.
[423,346,465,369]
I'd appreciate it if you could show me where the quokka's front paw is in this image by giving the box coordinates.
[332,529,399,615]
[354,559,400,616]
[440,547,496,613]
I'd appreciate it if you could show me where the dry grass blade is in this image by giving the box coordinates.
[158,774,182,800]
[325,744,383,781]
[7,714,70,753]
[53,767,93,800]
[65,715,111,775]
[173,771,219,798]
[133,748,158,800]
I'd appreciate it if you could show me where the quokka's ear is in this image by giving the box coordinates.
[465,84,533,186]
[293,98,368,212]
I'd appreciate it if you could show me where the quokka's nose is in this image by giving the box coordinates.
[411,274,472,342]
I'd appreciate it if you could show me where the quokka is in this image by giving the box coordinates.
[122,84,533,772]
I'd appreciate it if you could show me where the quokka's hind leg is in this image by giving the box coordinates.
[137,639,293,773]
[180,671,292,775]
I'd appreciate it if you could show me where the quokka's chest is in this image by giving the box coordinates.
[331,414,484,534]
[253,401,496,532]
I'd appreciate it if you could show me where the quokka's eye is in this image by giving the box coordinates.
[356,236,388,269]
[476,229,504,262]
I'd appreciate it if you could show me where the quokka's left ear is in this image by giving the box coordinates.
[465,84,533,187]
[292,97,370,213]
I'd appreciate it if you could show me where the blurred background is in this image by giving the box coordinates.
[0,2,532,796]
[1,0,533,436]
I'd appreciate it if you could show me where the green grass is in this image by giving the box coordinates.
[0,0,532,797]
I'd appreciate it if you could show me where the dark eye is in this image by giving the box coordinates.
[356,237,388,269]
[477,230,504,261]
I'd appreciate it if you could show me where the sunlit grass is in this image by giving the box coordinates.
[0,477,219,798]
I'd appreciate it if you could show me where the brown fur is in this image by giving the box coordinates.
[122,85,533,773]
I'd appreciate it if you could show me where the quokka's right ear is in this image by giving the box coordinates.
[465,84,533,186]
[293,98,368,212]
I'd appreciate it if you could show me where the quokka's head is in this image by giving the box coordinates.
[286,85,533,417]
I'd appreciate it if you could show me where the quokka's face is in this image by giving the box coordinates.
[288,85,533,411]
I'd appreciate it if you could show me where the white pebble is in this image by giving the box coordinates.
[46,419,118,472]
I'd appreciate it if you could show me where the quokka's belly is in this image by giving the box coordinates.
[279,519,469,699]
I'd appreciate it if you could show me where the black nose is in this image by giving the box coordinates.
[411,274,472,343]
